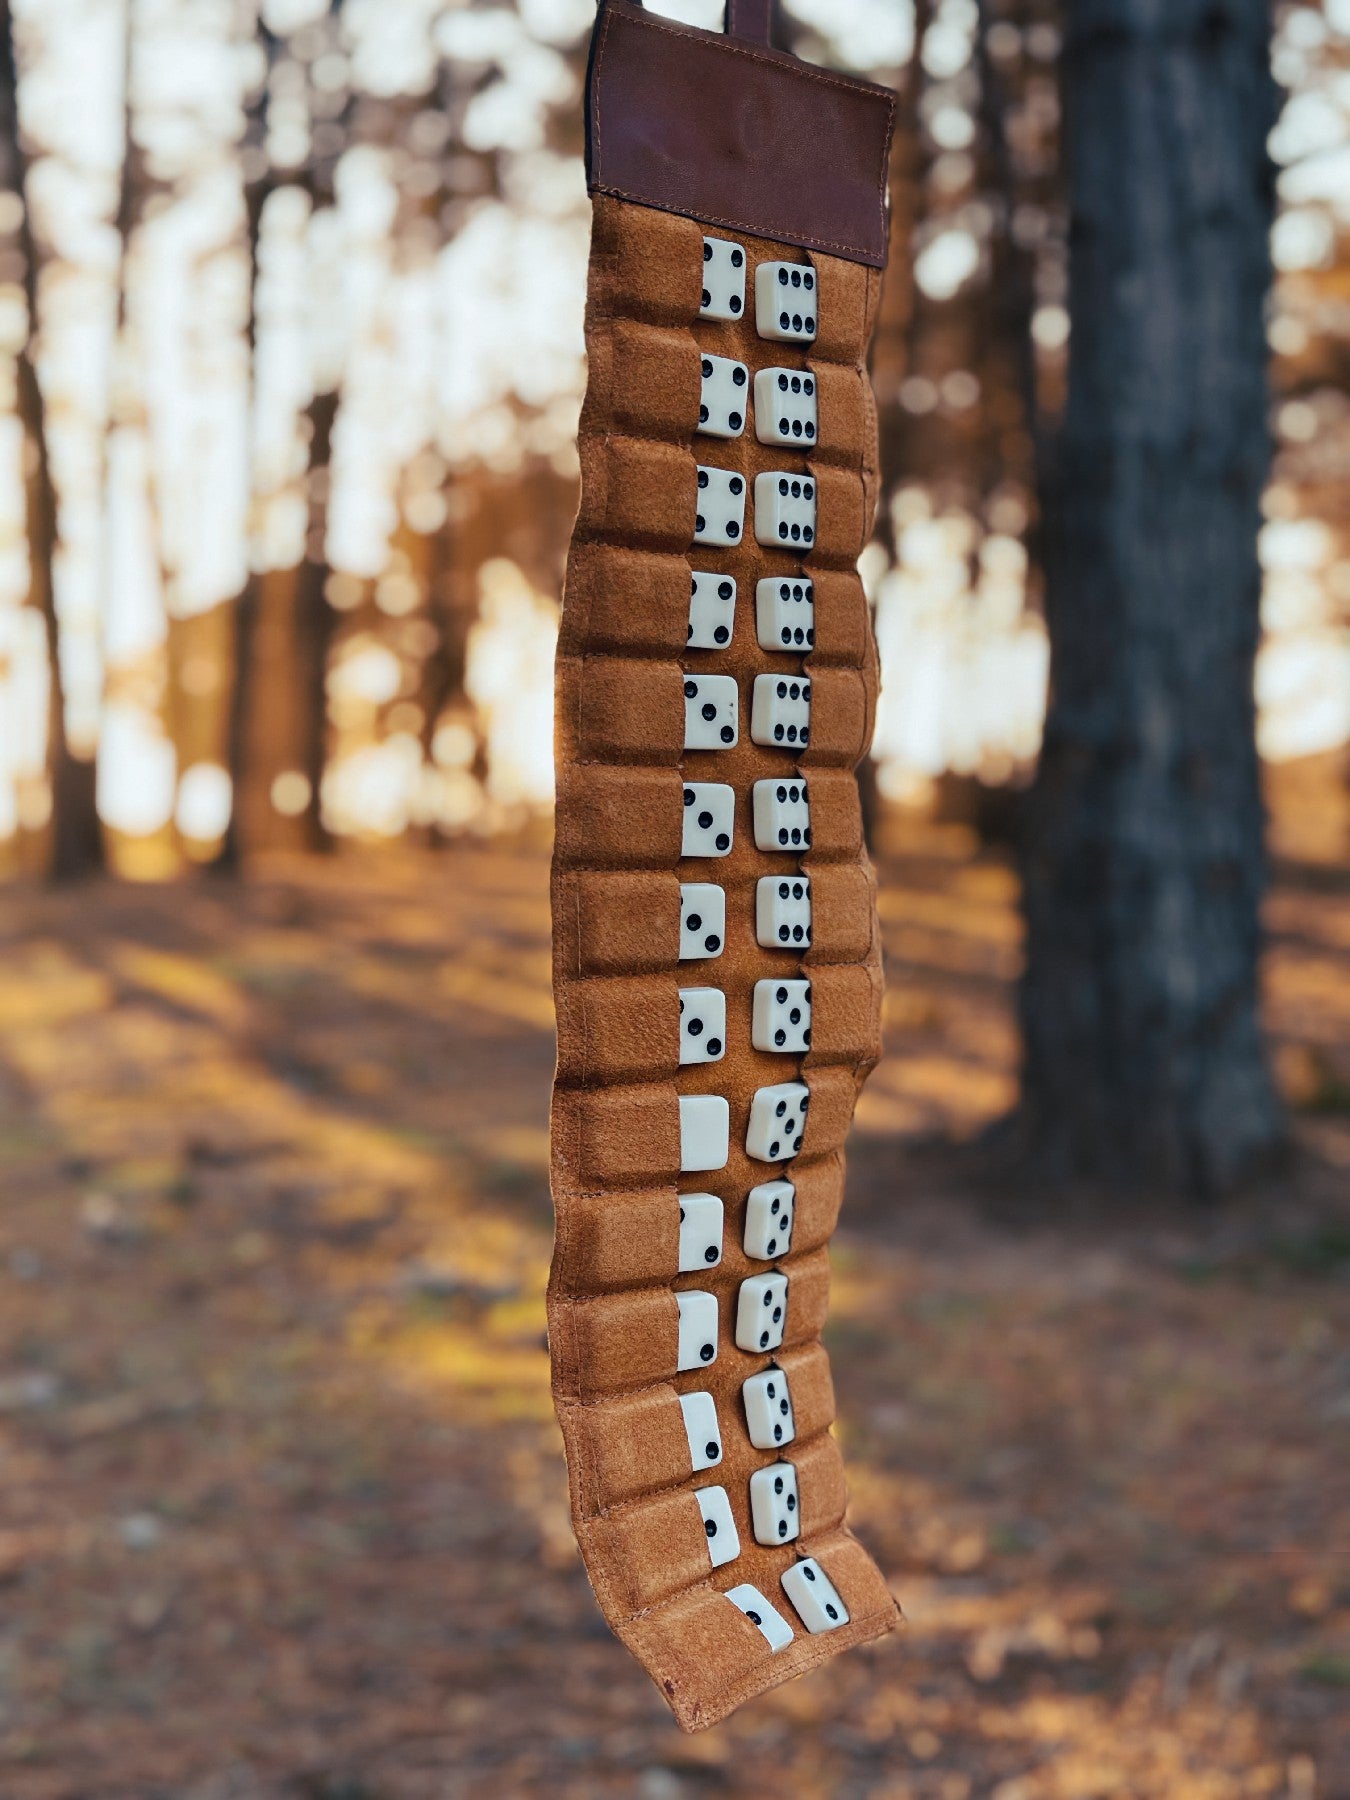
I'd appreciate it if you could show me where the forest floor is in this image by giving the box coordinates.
[0,779,1348,1800]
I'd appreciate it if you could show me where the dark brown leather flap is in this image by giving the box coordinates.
[586,1,895,270]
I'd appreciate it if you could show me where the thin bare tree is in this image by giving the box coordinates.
[217,11,279,868]
[0,0,104,878]
[223,3,348,865]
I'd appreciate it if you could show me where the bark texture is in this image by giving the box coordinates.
[1016,0,1285,1195]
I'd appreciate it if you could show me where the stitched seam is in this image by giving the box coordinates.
[594,183,882,264]
[592,4,613,174]
[554,1239,828,1317]
[581,1410,835,1523]
[551,1142,844,1211]
[623,1588,899,1729]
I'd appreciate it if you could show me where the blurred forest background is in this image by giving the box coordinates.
[0,0,1344,880]
[0,1,1348,1796]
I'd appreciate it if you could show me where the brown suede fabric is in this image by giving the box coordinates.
[548,192,899,1731]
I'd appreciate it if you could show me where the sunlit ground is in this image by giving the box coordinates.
[0,765,1346,1799]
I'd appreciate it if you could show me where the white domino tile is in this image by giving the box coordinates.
[735,1270,788,1354]
[754,366,817,448]
[680,882,726,960]
[749,1459,800,1545]
[756,874,811,950]
[755,261,818,344]
[698,353,749,439]
[679,986,726,1065]
[756,576,814,653]
[700,234,745,322]
[746,1081,809,1162]
[751,978,811,1054]
[695,1483,741,1567]
[781,1557,849,1633]
[750,673,810,749]
[752,778,810,853]
[675,1289,719,1370]
[683,673,739,750]
[725,1583,794,1652]
[677,1191,723,1272]
[693,465,746,547]
[688,570,736,650]
[679,1390,723,1472]
[679,1094,729,1172]
[742,1365,795,1450]
[743,1179,795,1261]
[754,471,816,549]
[682,782,735,857]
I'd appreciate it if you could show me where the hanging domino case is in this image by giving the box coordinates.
[548,0,899,1730]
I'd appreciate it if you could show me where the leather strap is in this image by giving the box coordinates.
[637,1,774,43]
[726,0,773,44]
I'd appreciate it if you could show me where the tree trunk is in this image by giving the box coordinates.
[295,390,338,849]
[1,0,103,879]
[1015,0,1284,1196]
[216,15,277,873]
[230,388,337,859]
[221,7,349,868]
